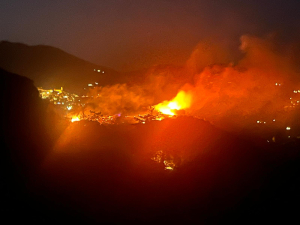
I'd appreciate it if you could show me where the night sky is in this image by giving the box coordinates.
[1,0,300,71]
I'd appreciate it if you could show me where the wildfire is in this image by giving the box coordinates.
[64,90,192,124]
[71,116,80,122]
[154,90,192,115]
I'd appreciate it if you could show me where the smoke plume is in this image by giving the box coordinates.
[183,34,300,132]
[83,34,300,133]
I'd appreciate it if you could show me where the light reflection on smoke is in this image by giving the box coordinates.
[79,34,300,135]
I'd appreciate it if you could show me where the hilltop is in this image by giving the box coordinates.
[0,41,123,93]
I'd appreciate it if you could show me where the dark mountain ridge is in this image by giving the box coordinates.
[0,41,123,93]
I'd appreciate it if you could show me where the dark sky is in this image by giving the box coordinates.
[1,0,300,71]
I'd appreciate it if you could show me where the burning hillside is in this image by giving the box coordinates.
[63,35,298,138]
[154,90,192,116]
[36,34,300,142]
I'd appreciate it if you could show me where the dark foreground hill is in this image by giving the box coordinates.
[1,68,300,224]
[0,41,122,93]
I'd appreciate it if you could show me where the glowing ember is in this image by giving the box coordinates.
[71,116,80,122]
[154,90,192,115]
[164,160,175,170]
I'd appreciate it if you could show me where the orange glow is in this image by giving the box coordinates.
[155,90,192,115]
[71,116,80,122]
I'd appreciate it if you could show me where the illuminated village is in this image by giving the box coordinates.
[37,80,300,144]
[37,83,186,125]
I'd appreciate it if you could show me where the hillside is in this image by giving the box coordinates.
[1,67,300,223]
[0,41,123,93]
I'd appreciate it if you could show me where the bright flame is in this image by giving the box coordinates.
[71,116,80,122]
[155,90,192,115]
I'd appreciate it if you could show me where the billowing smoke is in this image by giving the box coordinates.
[183,34,300,132]
[185,39,233,74]
[82,34,300,134]
[84,83,153,115]
[82,65,190,116]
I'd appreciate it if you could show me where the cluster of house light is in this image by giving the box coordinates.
[37,87,79,110]
[94,69,105,73]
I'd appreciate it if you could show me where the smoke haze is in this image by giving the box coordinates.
[83,34,300,133]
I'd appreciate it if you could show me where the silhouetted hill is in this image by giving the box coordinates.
[0,68,49,169]
[2,67,300,224]
[0,68,51,222]
[0,41,122,93]
[37,117,300,224]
